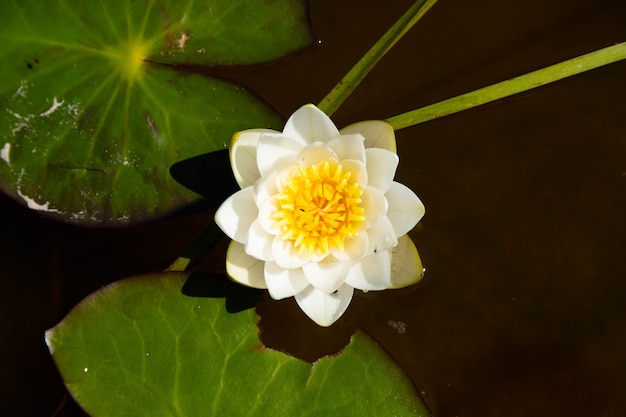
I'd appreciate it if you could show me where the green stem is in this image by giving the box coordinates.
[166,220,224,272]
[387,42,626,130]
[317,0,438,116]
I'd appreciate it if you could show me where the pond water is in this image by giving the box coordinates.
[2,0,626,416]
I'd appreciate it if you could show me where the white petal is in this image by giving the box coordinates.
[294,143,337,166]
[225,241,267,289]
[332,232,369,261]
[365,148,398,193]
[244,219,275,261]
[274,162,299,193]
[257,133,307,177]
[385,182,425,237]
[361,186,387,227]
[294,284,354,327]
[253,170,278,207]
[271,237,310,269]
[264,262,309,300]
[214,187,257,244]
[230,129,276,188]
[283,104,340,144]
[388,235,424,289]
[302,259,350,293]
[327,134,366,163]
[340,159,368,188]
[367,217,398,254]
[257,195,280,235]
[345,251,391,291]
[340,120,396,153]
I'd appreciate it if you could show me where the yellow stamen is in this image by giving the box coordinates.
[272,159,365,258]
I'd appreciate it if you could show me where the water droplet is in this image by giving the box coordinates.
[51,348,95,383]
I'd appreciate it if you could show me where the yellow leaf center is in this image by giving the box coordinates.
[105,40,150,80]
[272,159,366,258]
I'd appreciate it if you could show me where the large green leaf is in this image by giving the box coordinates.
[0,0,313,225]
[46,272,430,416]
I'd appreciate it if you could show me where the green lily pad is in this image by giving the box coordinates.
[46,272,430,416]
[0,0,313,225]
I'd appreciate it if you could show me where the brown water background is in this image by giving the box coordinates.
[2,0,626,416]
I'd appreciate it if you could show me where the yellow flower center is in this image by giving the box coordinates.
[272,159,366,258]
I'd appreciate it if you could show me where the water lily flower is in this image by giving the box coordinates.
[215,104,425,326]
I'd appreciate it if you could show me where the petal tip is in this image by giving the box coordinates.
[340,120,397,153]
[295,285,354,326]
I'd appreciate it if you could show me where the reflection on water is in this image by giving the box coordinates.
[2,0,626,415]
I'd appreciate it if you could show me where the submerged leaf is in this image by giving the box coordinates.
[46,272,430,416]
[0,0,313,225]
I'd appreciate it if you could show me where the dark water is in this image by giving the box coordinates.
[3,0,626,416]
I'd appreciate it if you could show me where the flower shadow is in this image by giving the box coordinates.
[169,149,239,206]
[181,271,261,313]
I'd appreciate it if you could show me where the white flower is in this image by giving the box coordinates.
[215,104,425,326]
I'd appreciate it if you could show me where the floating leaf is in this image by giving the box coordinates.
[46,272,430,416]
[0,0,313,225]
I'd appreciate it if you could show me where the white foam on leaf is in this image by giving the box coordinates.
[16,169,62,213]
[40,97,64,117]
[17,190,61,212]
[12,80,29,99]
[1,143,10,164]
